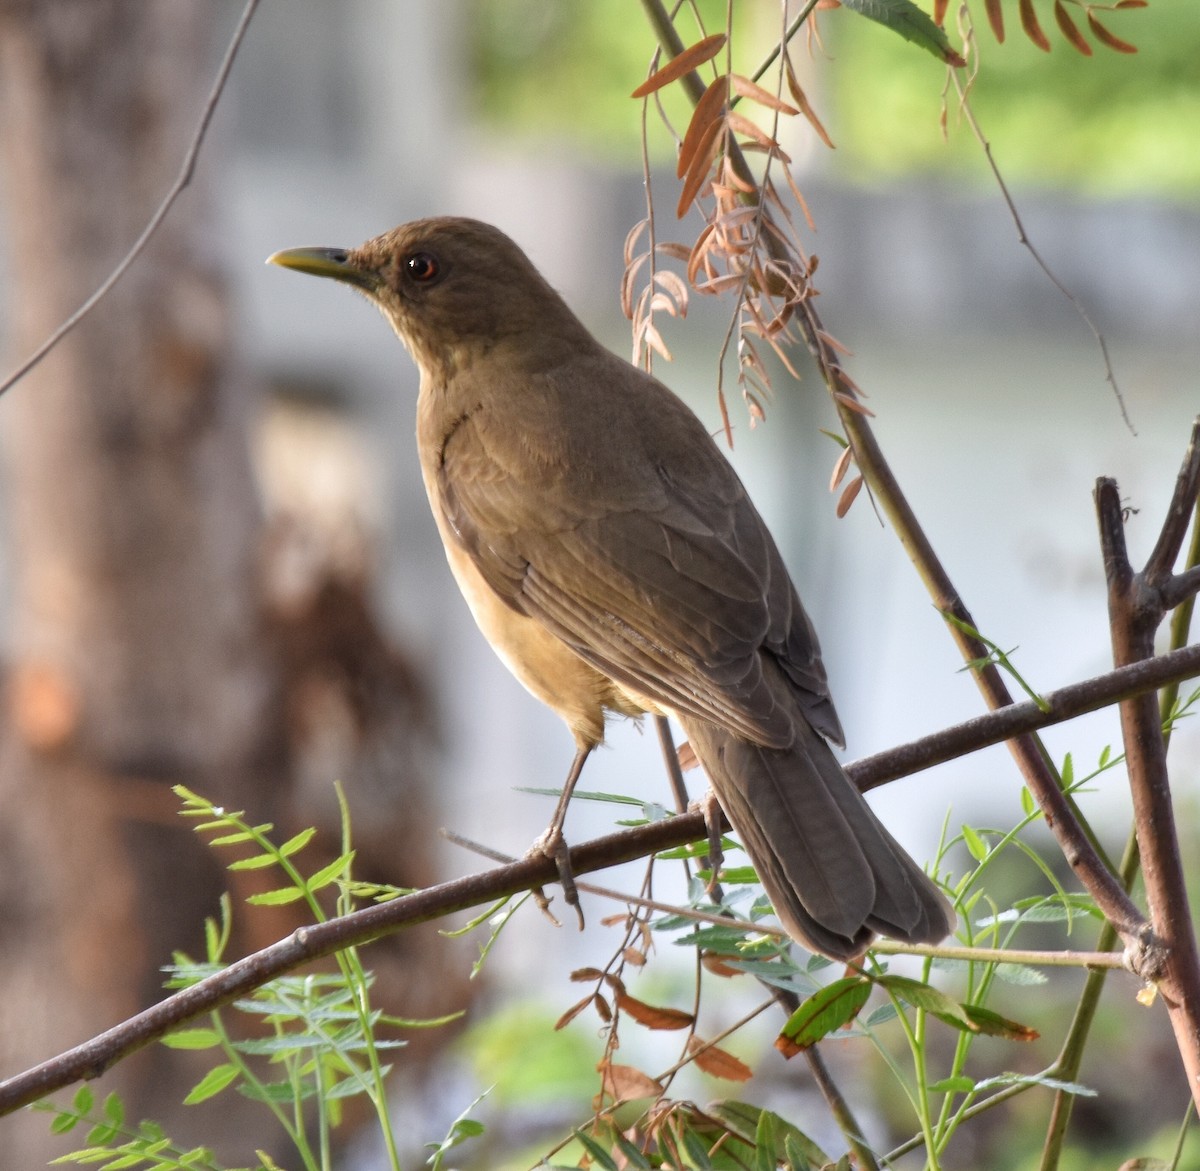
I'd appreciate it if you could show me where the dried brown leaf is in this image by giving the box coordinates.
[700,953,744,977]
[783,165,817,232]
[835,474,864,518]
[1019,0,1052,50]
[676,117,725,218]
[725,111,779,152]
[555,994,595,1031]
[593,992,613,1024]
[652,242,687,264]
[834,391,875,417]
[686,223,718,285]
[784,52,835,150]
[677,76,729,179]
[622,947,647,967]
[687,1037,754,1082]
[815,328,852,357]
[571,966,605,982]
[985,0,1006,40]
[933,0,949,23]
[1114,0,1148,7]
[1087,11,1137,51]
[620,251,649,319]
[649,291,681,317]
[638,318,673,362]
[623,218,648,266]
[598,1060,665,1102]
[693,273,745,296]
[829,443,854,492]
[835,368,866,396]
[720,156,758,194]
[729,72,798,116]
[653,269,690,313]
[631,32,727,98]
[616,989,695,1031]
[1054,1,1093,54]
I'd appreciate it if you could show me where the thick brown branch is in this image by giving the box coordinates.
[5,644,1200,1116]
[1095,423,1200,1108]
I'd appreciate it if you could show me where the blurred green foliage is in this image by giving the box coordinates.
[468,0,1199,197]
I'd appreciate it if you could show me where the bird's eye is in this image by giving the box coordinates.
[404,251,440,283]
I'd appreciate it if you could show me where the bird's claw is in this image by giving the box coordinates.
[528,826,585,930]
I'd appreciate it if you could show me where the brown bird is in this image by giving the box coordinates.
[269,217,954,960]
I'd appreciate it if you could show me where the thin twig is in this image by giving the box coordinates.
[0,0,261,400]
[442,831,1131,971]
[951,72,1132,434]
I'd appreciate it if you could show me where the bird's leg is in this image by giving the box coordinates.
[528,744,592,929]
[699,790,726,897]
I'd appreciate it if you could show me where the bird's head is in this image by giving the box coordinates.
[268,216,590,381]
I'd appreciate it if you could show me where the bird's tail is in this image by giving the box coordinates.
[681,717,955,961]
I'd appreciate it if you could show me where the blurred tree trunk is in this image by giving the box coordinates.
[0,3,453,1164]
[0,2,282,1162]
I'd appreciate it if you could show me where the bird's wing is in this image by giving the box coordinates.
[433,368,843,749]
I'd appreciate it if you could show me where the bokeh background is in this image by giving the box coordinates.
[1,1,1198,1167]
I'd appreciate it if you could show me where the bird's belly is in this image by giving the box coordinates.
[438,529,644,747]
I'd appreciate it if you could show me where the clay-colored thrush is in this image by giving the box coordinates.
[269,217,953,960]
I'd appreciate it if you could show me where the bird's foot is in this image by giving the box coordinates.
[694,790,726,897]
[528,825,585,930]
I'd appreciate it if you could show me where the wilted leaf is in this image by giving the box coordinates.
[637,318,673,362]
[1087,12,1137,52]
[730,72,799,115]
[1053,1,1093,54]
[615,988,695,1030]
[829,443,854,491]
[701,953,744,977]
[631,33,727,98]
[726,111,779,152]
[597,1060,665,1103]
[1019,0,1052,50]
[834,391,875,417]
[835,475,864,518]
[784,54,835,149]
[688,1036,753,1082]
[985,0,1005,41]
[677,77,729,179]
[776,976,872,1055]
[933,0,949,24]
[555,994,594,1031]
[676,116,725,218]
[570,966,604,982]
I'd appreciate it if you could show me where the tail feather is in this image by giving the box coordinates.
[681,716,954,961]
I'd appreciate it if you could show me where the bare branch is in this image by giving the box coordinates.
[5,639,1199,1116]
[1096,424,1200,1105]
